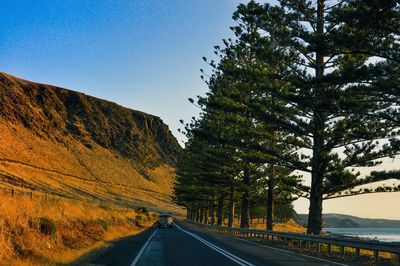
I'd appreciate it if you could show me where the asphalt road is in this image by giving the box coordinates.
[70,221,347,266]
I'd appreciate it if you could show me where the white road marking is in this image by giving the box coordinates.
[130,228,158,266]
[233,237,349,266]
[233,237,306,261]
[174,223,255,266]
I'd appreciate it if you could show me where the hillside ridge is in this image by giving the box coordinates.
[0,72,181,167]
[296,213,400,228]
[0,72,182,213]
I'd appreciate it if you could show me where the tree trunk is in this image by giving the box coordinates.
[228,185,235,227]
[240,167,250,228]
[266,165,275,231]
[203,206,208,224]
[307,0,325,235]
[307,175,324,234]
[210,203,215,225]
[217,196,224,225]
[196,205,201,223]
[191,206,195,220]
[199,206,205,224]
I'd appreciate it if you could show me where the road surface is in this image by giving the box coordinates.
[70,221,347,266]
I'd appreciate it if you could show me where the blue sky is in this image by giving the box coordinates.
[0,0,247,145]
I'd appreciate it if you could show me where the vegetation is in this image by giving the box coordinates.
[174,0,400,235]
[0,192,156,265]
[0,72,183,216]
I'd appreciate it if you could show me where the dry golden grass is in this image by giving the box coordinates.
[242,219,307,233]
[0,192,156,265]
[0,122,184,215]
[0,72,184,265]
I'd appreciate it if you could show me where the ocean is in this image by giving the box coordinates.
[322,228,400,242]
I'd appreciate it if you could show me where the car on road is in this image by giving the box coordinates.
[158,214,173,228]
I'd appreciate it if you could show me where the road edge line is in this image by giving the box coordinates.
[130,228,158,266]
[233,236,349,266]
[174,222,254,266]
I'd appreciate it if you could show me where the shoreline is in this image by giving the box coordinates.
[323,227,400,243]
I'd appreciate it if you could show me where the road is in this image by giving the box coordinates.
[70,221,347,266]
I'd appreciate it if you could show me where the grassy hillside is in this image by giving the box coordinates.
[0,72,183,214]
[0,72,185,265]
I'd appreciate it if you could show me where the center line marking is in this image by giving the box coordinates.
[130,228,158,266]
[174,223,255,266]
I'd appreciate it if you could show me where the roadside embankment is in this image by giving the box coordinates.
[0,193,156,265]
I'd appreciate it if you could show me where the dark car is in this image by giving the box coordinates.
[158,214,173,228]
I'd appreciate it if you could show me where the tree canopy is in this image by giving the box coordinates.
[174,0,400,235]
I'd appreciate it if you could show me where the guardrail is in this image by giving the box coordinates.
[186,220,400,265]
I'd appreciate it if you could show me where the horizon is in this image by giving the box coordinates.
[1,0,400,220]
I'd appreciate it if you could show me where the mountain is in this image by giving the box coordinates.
[0,72,182,213]
[296,213,400,228]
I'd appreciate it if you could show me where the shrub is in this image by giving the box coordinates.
[98,203,112,211]
[39,217,57,240]
[135,207,149,216]
[97,219,110,231]
[127,217,135,224]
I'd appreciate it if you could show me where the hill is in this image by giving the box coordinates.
[296,213,400,228]
[0,72,182,213]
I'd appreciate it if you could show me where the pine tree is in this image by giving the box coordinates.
[196,2,300,229]
[247,0,400,234]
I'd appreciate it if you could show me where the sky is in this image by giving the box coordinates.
[1,0,399,220]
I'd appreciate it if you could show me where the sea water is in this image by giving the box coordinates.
[322,228,400,242]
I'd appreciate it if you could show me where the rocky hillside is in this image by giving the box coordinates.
[0,72,182,213]
[296,213,400,228]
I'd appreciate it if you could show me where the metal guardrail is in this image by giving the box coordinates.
[186,220,400,265]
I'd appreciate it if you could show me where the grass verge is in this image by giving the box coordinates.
[0,193,156,265]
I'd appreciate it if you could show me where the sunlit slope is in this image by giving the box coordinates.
[0,72,182,213]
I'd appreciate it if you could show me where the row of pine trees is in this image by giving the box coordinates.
[173,0,400,235]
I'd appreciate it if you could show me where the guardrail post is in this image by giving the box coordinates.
[317,242,321,253]
[307,241,311,251]
[374,250,379,264]
[394,253,399,265]
[355,248,360,261]
[327,244,332,254]
[340,246,345,259]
